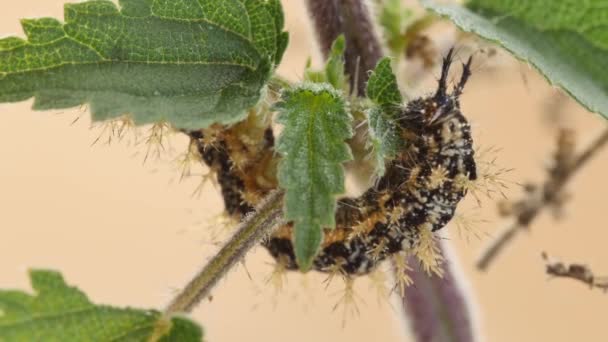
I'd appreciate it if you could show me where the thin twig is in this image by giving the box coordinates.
[477,128,608,271]
[570,129,608,174]
[542,252,608,292]
[164,190,285,315]
[475,219,522,271]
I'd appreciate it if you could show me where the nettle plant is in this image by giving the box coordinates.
[1,0,606,341]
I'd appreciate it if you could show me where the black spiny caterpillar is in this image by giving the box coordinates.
[191,50,477,276]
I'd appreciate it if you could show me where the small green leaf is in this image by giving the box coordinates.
[325,35,347,90]
[0,270,203,342]
[304,58,326,84]
[304,35,347,91]
[422,0,608,119]
[0,0,287,129]
[366,57,403,176]
[366,58,402,105]
[276,83,353,271]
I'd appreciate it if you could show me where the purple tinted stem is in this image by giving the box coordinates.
[394,241,479,342]
[305,0,383,95]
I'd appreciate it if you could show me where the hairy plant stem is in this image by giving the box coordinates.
[305,0,383,95]
[477,127,608,271]
[164,190,285,315]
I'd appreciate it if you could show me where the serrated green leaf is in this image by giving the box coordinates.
[276,83,353,271]
[0,270,202,342]
[0,0,287,129]
[422,0,608,119]
[367,58,402,105]
[366,57,403,176]
[304,35,347,91]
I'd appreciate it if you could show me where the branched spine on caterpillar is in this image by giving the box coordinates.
[189,49,477,276]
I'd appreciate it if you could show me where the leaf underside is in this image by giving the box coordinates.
[0,270,202,342]
[366,57,403,176]
[0,0,288,129]
[422,0,608,119]
[276,83,353,271]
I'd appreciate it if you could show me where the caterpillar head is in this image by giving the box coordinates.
[400,48,473,132]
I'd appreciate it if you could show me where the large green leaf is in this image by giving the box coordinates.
[366,57,403,176]
[422,0,608,119]
[0,270,202,342]
[0,0,288,129]
[276,83,353,271]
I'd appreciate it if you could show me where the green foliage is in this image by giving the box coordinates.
[377,0,414,56]
[275,83,353,271]
[366,58,402,105]
[324,36,347,91]
[366,57,403,176]
[422,0,608,119]
[0,0,288,129]
[304,35,347,91]
[0,270,202,342]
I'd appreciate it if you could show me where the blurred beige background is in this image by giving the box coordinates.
[1,1,607,341]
